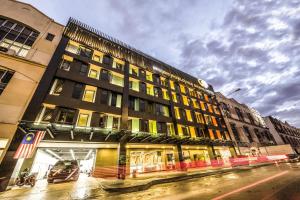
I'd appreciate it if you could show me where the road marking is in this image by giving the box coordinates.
[212,171,289,200]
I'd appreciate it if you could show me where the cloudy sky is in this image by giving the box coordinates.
[21,0,300,127]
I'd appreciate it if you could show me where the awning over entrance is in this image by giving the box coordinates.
[19,121,234,146]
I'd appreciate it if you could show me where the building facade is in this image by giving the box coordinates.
[264,116,300,154]
[0,0,64,191]
[216,92,276,156]
[1,17,237,189]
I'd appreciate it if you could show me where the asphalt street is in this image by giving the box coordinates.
[0,163,299,200]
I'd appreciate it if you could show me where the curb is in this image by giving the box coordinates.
[100,162,275,193]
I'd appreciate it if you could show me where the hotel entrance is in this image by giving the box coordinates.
[181,145,211,168]
[127,144,176,174]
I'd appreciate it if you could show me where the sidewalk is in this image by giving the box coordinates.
[99,162,276,193]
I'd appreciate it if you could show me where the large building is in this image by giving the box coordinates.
[0,0,64,191]
[264,116,300,154]
[216,92,277,155]
[0,16,237,189]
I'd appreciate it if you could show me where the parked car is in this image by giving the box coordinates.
[47,160,79,183]
[285,154,300,163]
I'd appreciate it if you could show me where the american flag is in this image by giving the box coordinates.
[14,131,45,159]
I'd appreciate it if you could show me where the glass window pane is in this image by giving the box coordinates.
[77,114,89,127]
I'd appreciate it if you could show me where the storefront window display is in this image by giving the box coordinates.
[182,148,211,168]
[129,150,175,173]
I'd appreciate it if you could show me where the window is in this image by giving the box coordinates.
[167,123,175,136]
[82,90,95,102]
[111,73,124,87]
[113,60,124,71]
[77,113,89,127]
[243,126,253,143]
[195,112,204,124]
[88,69,99,79]
[0,67,14,95]
[140,69,146,79]
[49,79,64,96]
[153,74,160,85]
[157,122,167,134]
[129,65,139,76]
[101,69,111,82]
[186,110,193,122]
[230,123,241,142]
[149,120,157,134]
[45,33,55,41]
[154,87,162,98]
[103,55,112,65]
[56,109,75,124]
[172,92,177,103]
[182,96,189,106]
[72,83,84,99]
[162,89,170,100]
[60,59,71,71]
[204,115,212,125]
[129,79,139,91]
[37,106,55,123]
[235,107,244,121]
[140,119,149,132]
[140,99,146,112]
[79,63,88,76]
[155,104,170,117]
[179,84,186,93]
[140,82,146,93]
[0,17,39,57]
[174,107,180,119]
[79,46,92,58]
[100,89,109,105]
[146,71,153,81]
[146,84,154,96]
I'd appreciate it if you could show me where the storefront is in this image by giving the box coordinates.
[181,145,211,168]
[214,146,232,166]
[126,144,177,174]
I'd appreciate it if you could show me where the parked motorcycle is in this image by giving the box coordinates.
[15,168,36,187]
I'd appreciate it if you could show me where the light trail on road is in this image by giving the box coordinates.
[212,170,289,200]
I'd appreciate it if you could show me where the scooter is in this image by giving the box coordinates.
[15,171,36,187]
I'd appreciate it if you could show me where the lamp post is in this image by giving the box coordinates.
[226,88,241,97]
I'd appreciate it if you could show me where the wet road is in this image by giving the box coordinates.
[95,163,300,200]
[0,163,300,200]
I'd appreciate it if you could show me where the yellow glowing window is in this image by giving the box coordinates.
[77,113,89,127]
[175,107,180,119]
[192,99,199,108]
[82,85,97,102]
[172,92,177,103]
[186,110,193,122]
[182,95,189,106]
[149,120,157,134]
[146,84,154,96]
[189,126,196,138]
[209,129,215,140]
[200,102,206,111]
[195,112,204,123]
[211,116,218,126]
[179,84,186,94]
[216,130,222,140]
[225,131,231,140]
[129,65,139,76]
[146,71,153,81]
[177,124,183,136]
[92,50,103,63]
[170,80,175,90]
[162,89,170,100]
[63,55,73,62]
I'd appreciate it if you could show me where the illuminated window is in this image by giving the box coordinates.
[170,80,175,90]
[195,112,204,124]
[186,110,193,122]
[88,69,99,79]
[77,113,90,127]
[146,71,153,82]
[182,95,189,106]
[172,92,177,103]
[82,85,97,102]
[174,107,180,119]
[216,130,222,140]
[192,99,199,108]
[129,79,139,92]
[207,104,213,113]
[178,124,190,136]
[209,129,215,140]
[200,102,206,111]
[179,84,186,93]
[149,120,157,134]
[129,65,139,76]
[146,84,154,96]
[189,126,196,138]
[111,72,124,87]
[211,116,218,127]
[112,58,124,71]
[162,89,170,100]
[167,123,175,136]
[204,115,212,125]
[204,94,209,102]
